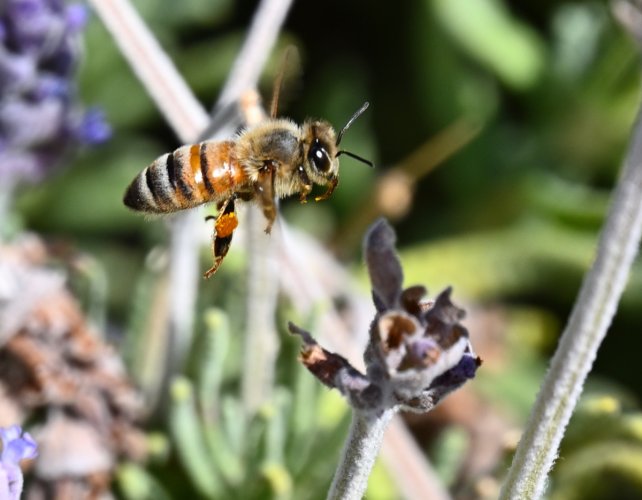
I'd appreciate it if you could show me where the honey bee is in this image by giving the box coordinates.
[123,99,372,278]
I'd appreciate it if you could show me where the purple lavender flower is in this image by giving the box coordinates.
[290,219,480,415]
[0,0,111,185]
[0,425,37,500]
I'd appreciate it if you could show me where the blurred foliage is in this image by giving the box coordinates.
[8,0,642,497]
[129,308,355,499]
[548,392,642,499]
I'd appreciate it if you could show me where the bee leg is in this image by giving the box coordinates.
[203,197,238,279]
[315,176,339,202]
[297,165,313,203]
[255,161,277,234]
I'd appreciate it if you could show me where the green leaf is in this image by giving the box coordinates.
[169,377,223,498]
[117,462,172,500]
[124,251,169,398]
[204,424,245,486]
[197,308,231,419]
[432,0,546,89]
[262,390,291,465]
[218,396,245,457]
[261,462,293,500]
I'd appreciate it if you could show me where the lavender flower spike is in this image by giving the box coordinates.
[0,425,38,500]
[289,218,480,500]
[0,0,111,186]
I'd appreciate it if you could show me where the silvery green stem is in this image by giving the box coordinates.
[216,0,293,107]
[327,409,396,500]
[499,104,642,499]
[88,0,209,143]
[242,204,280,415]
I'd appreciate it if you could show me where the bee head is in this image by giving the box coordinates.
[302,121,339,184]
[302,102,373,189]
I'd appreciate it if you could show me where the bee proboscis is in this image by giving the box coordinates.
[123,92,372,278]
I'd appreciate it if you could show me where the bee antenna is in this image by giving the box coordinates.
[336,101,370,146]
[270,46,295,118]
[336,149,375,168]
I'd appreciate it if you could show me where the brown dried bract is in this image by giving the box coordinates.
[290,321,357,389]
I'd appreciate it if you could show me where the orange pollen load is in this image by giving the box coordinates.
[215,212,238,238]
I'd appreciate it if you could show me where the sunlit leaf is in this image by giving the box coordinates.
[432,0,546,89]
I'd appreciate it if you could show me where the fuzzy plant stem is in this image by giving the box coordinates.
[499,102,642,499]
[239,92,280,416]
[215,0,293,108]
[242,205,280,415]
[327,409,396,500]
[87,0,209,142]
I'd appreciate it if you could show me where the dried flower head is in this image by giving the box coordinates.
[0,0,111,184]
[290,219,480,416]
[0,235,146,498]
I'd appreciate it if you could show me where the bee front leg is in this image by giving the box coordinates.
[204,196,238,279]
[297,165,313,203]
[255,161,277,234]
[315,176,338,202]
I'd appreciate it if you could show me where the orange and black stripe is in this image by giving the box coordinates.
[123,140,248,214]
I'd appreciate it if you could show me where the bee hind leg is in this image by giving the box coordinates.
[203,197,238,279]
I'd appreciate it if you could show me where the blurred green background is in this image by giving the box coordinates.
[11,0,642,498]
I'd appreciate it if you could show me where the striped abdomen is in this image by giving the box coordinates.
[123,141,248,213]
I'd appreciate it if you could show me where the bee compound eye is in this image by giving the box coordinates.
[308,140,332,173]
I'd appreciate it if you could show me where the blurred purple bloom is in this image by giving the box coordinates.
[0,425,37,500]
[73,107,112,145]
[0,99,65,146]
[5,0,52,52]
[0,0,110,185]
[64,4,87,32]
[0,426,37,465]
[33,74,69,99]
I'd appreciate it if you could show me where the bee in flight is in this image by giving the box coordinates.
[123,95,372,278]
